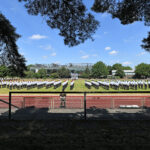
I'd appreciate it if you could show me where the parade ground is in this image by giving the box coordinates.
[0,79,150,94]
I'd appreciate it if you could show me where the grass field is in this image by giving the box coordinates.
[0,79,150,94]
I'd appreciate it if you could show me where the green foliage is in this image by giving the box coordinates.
[123,66,132,70]
[50,72,59,79]
[115,69,125,78]
[80,65,91,78]
[85,66,91,74]
[7,66,18,77]
[141,32,150,52]
[92,61,108,78]
[27,65,34,71]
[38,69,47,78]
[0,13,26,77]
[0,65,9,77]
[18,0,99,47]
[92,0,150,25]
[135,63,150,78]
[25,70,35,78]
[112,63,123,70]
[112,63,132,71]
[80,72,90,78]
[2,0,150,51]
[91,0,150,51]
[24,68,47,79]
[33,73,41,79]
[107,65,113,75]
[58,67,70,78]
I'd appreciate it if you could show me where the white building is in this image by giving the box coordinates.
[71,73,78,80]
[112,70,135,77]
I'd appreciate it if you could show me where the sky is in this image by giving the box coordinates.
[0,0,150,69]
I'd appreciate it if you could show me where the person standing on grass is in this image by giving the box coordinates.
[60,93,66,108]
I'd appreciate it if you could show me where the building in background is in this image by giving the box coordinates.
[30,63,93,73]
[112,70,135,78]
[71,73,78,80]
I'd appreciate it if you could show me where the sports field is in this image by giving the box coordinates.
[0,79,150,94]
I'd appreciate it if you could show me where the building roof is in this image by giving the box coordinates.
[112,70,135,73]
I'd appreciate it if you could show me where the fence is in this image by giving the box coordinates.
[1,91,150,120]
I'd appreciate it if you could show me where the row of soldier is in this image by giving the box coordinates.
[0,80,75,90]
[85,80,150,90]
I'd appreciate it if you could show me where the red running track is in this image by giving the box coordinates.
[0,96,150,109]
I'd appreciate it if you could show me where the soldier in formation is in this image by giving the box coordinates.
[85,80,150,91]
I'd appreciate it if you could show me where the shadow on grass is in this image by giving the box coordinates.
[0,106,149,120]
[1,107,150,149]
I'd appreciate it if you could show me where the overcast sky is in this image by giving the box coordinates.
[0,0,150,68]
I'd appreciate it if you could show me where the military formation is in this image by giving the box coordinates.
[70,80,75,90]
[85,81,92,89]
[85,80,150,90]
[0,78,150,91]
[0,79,75,90]
[62,80,68,91]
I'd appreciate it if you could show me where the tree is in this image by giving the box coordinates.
[2,0,150,50]
[135,63,150,78]
[38,69,47,78]
[91,61,108,78]
[50,72,59,79]
[4,0,149,50]
[115,68,125,78]
[18,0,99,47]
[141,32,150,52]
[0,13,26,77]
[33,72,41,79]
[112,63,123,70]
[25,70,35,78]
[91,0,150,51]
[85,65,90,74]
[80,65,91,78]
[8,65,26,77]
[58,67,70,78]
[69,63,73,67]
[112,63,132,71]
[27,64,34,71]
[80,66,91,78]
[0,65,9,77]
[1,0,149,68]
[107,65,113,75]
[52,63,59,68]
[123,66,132,70]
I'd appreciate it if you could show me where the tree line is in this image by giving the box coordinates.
[89,62,150,79]
[88,62,150,79]
[24,62,133,79]
[1,61,150,79]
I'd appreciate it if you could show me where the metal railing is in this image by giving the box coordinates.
[8,91,150,120]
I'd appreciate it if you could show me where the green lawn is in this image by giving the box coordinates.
[0,79,150,94]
